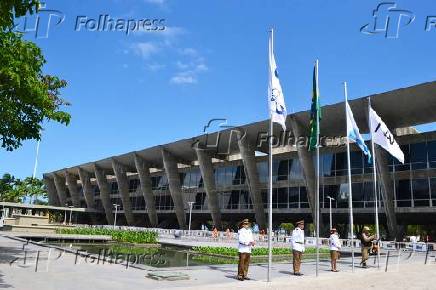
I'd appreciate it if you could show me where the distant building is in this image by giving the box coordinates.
[43,81,436,239]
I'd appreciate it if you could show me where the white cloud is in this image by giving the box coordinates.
[132,42,160,59]
[170,73,197,84]
[160,26,186,38]
[195,63,208,72]
[144,0,166,5]
[179,47,197,56]
[170,48,209,85]
[132,26,186,39]
[176,61,189,70]
[147,63,166,71]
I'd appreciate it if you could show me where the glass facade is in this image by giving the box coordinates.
[181,168,203,189]
[215,165,246,187]
[78,137,436,213]
[219,190,252,209]
[128,179,140,192]
[155,194,174,210]
[260,187,309,209]
[257,159,304,183]
[388,140,436,171]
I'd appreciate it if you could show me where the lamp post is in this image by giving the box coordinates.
[68,206,74,225]
[63,204,68,225]
[187,201,195,236]
[326,196,335,230]
[113,204,120,228]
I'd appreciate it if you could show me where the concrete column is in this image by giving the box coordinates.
[53,174,68,206]
[111,159,135,226]
[161,149,186,229]
[195,148,222,229]
[290,116,325,230]
[375,147,399,239]
[77,168,96,209]
[237,134,267,230]
[43,175,60,206]
[93,165,115,225]
[134,154,158,227]
[65,172,81,207]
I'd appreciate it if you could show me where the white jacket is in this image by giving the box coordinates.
[329,233,341,251]
[291,228,305,252]
[238,227,254,253]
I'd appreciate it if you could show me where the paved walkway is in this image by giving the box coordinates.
[0,234,434,290]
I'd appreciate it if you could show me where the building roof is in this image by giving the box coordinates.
[46,81,436,177]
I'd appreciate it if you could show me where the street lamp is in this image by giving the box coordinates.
[326,196,335,230]
[63,204,68,225]
[68,206,74,225]
[113,204,120,228]
[187,201,195,236]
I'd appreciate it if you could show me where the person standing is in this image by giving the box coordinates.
[237,219,255,281]
[329,228,341,272]
[360,226,376,268]
[291,220,305,276]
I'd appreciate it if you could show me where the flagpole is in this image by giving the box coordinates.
[31,138,41,204]
[368,97,381,268]
[33,140,40,179]
[315,59,320,277]
[344,82,355,272]
[267,28,274,283]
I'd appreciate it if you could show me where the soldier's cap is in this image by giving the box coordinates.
[363,226,370,232]
[295,220,304,225]
[240,219,251,225]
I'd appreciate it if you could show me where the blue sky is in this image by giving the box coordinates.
[1,0,435,179]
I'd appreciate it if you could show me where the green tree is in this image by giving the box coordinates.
[0,0,71,151]
[0,0,40,30]
[280,223,294,234]
[0,173,47,203]
[15,176,47,202]
[0,173,21,202]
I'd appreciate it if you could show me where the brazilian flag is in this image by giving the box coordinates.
[308,61,321,151]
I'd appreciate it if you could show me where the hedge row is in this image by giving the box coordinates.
[56,228,158,244]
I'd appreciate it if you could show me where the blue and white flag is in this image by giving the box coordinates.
[268,30,287,131]
[346,101,372,162]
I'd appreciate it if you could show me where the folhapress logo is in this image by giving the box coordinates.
[361,2,436,38]
[13,2,65,39]
[360,2,415,38]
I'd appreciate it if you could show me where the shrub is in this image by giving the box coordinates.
[55,228,158,244]
[192,246,328,256]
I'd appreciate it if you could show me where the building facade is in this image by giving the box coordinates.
[43,82,436,239]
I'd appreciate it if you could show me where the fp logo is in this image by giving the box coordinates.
[13,2,65,39]
[191,118,246,155]
[360,2,415,39]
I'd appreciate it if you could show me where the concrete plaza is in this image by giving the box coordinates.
[1,234,435,290]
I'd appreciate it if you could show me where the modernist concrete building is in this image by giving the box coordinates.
[43,81,436,239]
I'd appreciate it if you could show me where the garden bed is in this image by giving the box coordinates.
[55,228,158,244]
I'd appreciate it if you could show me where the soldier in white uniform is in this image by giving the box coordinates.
[291,220,305,276]
[237,219,255,281]
[329,228,341,272]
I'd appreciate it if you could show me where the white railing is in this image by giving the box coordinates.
[71,225,436,252]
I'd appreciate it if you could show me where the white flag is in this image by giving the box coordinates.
[369,106,404,164]
[268,31,287,131]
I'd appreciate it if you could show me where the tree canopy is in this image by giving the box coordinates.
[0,0,71,151]
[0,173,47,204]
[0,0,40,30]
